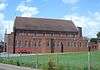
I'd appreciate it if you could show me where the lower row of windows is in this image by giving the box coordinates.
[15,42,86,48]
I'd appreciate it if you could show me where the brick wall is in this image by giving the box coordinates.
[6,30,90,53]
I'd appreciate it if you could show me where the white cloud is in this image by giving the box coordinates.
[26,0,32,2]
[0,3,7,11]
[0,1,6,40]
[0,0,13,40]
[16,0,39,17]
[0,12,14,37]
[62,0,79,5]
[17,5,39,17]
[3,20,14,34]
[0,13,4,20]
[64,12,100,38]
[0,14,14,41]
[0,0,6,4]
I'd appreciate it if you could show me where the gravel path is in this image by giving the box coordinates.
[0,63,40,70]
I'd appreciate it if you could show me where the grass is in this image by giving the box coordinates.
[0,51,100,70]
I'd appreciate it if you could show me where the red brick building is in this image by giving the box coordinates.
[88,42,98,51]
[97,38,100,50]
[5,17,88,53]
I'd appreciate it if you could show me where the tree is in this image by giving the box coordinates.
[90,38,97,44]
[97,32,100,38]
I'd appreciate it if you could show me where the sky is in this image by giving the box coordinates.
[0,0,100,40]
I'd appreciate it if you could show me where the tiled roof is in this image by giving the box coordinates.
[14,17,78,32]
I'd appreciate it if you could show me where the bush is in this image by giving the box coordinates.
[0,58,4,63]
[48,59,56,70]
[16,61,20,66]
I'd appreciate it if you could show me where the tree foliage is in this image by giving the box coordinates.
[97,32,100,38]
[90,38,97,44]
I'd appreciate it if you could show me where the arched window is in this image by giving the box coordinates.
[34,41,36,47]
[68,42,70,47]
[47,41,50,47]
[74,42,76,47]
[38,40,41,47]
[25,41,28,47]
[30,41,33,47]
[43,32,45,36]
[32,41,35,47]
[16,40,20,47]
[25,41,27,46]
[19,41,22,47]
[28,41,31,47]
[80,42,81,47]
[57,41,60,47]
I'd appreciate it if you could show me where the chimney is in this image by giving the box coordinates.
[77,27,82,37]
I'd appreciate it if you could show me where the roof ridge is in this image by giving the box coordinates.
[16,16,73,22]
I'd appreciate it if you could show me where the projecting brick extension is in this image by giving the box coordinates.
[4,17,98,53]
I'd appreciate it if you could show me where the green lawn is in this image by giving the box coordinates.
[1,51,100,70]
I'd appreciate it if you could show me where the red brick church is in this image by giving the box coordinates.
[4,17,88,53]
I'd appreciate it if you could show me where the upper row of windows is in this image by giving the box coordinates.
[16,32,77,38]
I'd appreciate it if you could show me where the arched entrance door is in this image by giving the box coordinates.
[61,42,63,53]
[51,39,55,53]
